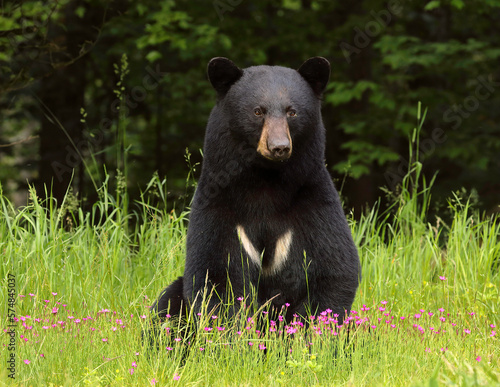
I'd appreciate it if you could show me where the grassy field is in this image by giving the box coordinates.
[1,167,499,386]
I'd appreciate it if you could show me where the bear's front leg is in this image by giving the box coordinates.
[182,208,260,318]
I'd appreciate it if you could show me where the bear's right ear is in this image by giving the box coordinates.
[297,57,330,97]
[207,57,243,96]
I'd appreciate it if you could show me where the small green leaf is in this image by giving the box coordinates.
[424,1,441,11]
[75,6,85,18]
[146,50,162,63]
[451,0,465,9]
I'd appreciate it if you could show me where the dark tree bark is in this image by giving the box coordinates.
[36,1,97,204]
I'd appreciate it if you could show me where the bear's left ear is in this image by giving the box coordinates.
[207,57,243,96]
[297,57,330,96]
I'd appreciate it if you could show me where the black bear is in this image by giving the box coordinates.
[152,57,360,326]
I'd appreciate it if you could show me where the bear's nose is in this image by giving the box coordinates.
[270,143,291,159]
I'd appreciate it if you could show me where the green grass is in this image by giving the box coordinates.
[0,169,499,386]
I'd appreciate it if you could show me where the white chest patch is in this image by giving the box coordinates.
[236,225,293,276]
[265,229,293,276]
[236,225,261,266]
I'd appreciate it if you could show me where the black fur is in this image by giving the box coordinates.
[152,57,360,327]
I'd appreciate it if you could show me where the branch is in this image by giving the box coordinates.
[0,26,39,38]
[0,135,39,148]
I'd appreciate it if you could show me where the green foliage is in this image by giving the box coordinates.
[1,0,500,211]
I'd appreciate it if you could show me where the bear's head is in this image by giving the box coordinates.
[207,57,330,164]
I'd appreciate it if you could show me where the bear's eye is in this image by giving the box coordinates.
[287,109,297,117]
[254,108,263,116]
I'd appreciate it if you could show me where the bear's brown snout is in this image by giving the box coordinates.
[257,116,292,161]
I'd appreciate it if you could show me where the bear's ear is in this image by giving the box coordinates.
[207,57,243,96]
[297,57,330,96]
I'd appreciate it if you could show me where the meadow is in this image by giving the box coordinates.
[1,163,499,386]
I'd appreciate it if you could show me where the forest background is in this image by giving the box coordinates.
[1,0,499,217]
